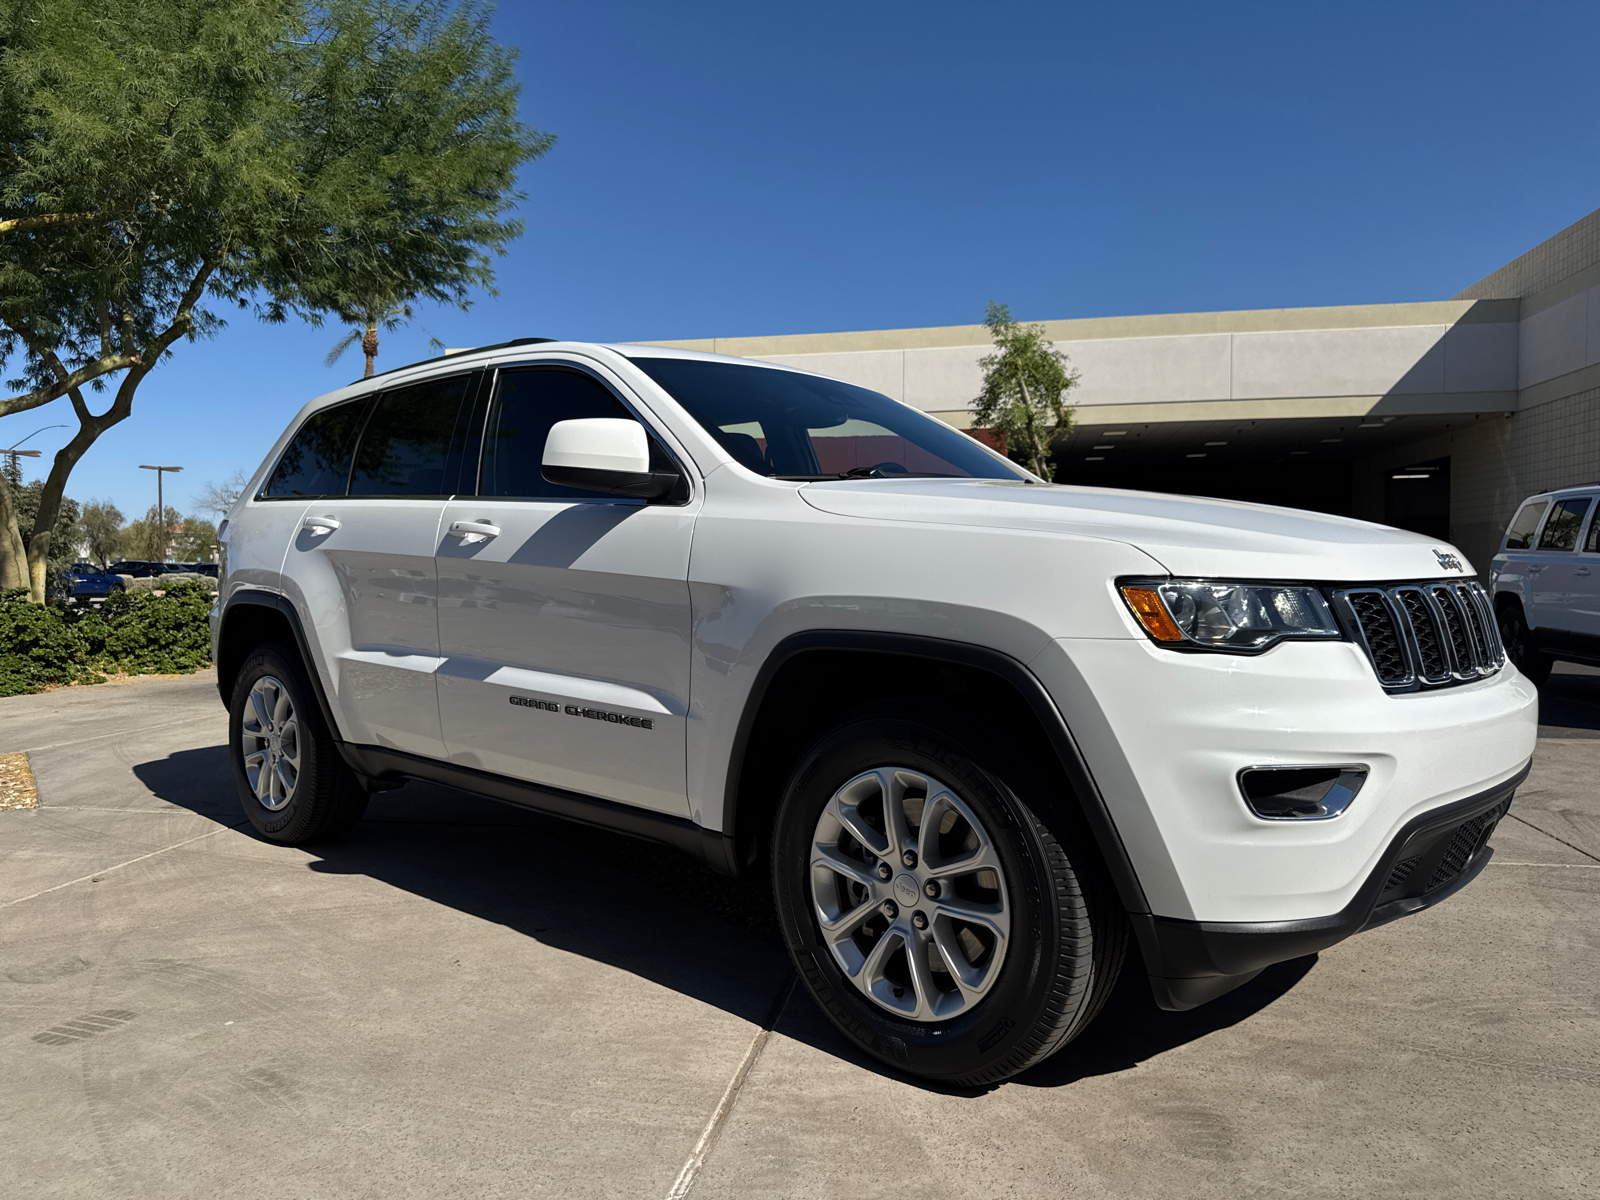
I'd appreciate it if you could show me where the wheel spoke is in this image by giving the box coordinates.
[248,687,273,733]
[903,927,944,1019]
[930,919,991,998]
[924,840,1001,880]
[876,769,915,854]
[812,845,878,889]
[817,895,878,939]
[858,920,905,985]
[828,793,889,858]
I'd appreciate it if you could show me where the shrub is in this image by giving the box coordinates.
[0,581,214,697]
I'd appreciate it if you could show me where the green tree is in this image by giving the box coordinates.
[972,302,1079,480]
[124,504,182,560]
[172,514,218,561]
[1,0,551,600]
[325,300,415,380]
[77,499,124,566]
[13,480,80,566]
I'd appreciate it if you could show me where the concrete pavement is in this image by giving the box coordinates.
[1,666,1596,1198]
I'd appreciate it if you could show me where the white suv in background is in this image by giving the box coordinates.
[212,338,1538,1085]
[1491,484,1600,685]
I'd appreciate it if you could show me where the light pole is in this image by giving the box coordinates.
[2,424,68,481]
[139,464,183,561]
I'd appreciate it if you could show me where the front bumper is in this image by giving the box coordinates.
[1132,764,1526,1009]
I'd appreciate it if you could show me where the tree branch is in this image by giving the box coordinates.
[0,211,103,235]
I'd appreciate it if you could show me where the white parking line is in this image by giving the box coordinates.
[1488,861,1600,868]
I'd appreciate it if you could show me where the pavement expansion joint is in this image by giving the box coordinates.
[666,975,797,1199]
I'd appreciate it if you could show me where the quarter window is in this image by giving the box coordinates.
[348,375,472,497]
[1587,503,1600,553]
[1503,500,1549,550]
[478,367,675,499]
[1537,497,1592,552]
[262,399,369,498]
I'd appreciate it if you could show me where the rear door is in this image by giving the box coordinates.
[281,370,479,759]
[1566,495,1600,639]
[435,361,697,817]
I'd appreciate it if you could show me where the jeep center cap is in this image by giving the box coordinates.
[893,874,920,908]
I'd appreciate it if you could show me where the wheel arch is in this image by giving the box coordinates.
[215,590,344,744]
[721,630,1150,919]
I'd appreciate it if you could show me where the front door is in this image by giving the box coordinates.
[435,363,696,817]
[283,371,477,759]
[1531,495,1594,635]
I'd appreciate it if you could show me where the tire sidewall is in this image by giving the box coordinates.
[228,644,329,843]
[772,716,1076,1081]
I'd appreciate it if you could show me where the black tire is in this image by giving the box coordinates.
[1498,602,1551,687]
[228,641,369,844]
[771,708,1126,1086]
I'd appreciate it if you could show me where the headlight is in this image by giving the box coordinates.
[1120,580,1342,652]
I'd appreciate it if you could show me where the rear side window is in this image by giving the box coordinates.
[262,399,368,498]
[1503,499,1549,550]
[477,367,675,499]
[349,375,472,497]
[1587,505,1600,553]
[1538,497,1593,551]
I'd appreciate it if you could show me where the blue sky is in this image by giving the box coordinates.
[8,0,1600,522]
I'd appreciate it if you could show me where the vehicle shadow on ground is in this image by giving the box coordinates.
[133,744,1317,1091]
[1538,669,1600,739]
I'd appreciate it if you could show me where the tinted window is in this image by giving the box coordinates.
[263,399,368,498]
[479,368,675,499]
[1538,497,1592,551]
[348,375,471,497]
[1503,500,1549,550]
[1587,504,1600,553]
[630,356,1025,480]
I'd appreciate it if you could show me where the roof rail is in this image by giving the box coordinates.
[357,337,558,384]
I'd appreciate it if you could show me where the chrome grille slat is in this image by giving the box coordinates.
[1335,580,1502,693]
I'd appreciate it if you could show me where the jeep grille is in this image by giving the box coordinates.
[1332,581,1503,693]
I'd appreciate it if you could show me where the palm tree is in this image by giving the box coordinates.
[325,301,416,379]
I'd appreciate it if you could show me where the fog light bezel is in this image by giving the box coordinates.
[1237,764,1368,821]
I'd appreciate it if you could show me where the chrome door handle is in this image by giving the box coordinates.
[302,515,341,534]
[448,520,501,544]
[1576,567,1593,576]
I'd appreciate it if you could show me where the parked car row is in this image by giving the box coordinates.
[104,560,220,578]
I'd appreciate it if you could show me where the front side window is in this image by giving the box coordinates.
[348,374,472,497]
[1503,499,1549,550]
[478,367,676,500]
[1538,497,1593,552]
[629,356,1025,481]
[262,399,369,498]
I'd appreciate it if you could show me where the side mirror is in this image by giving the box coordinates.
[542,418,682,501]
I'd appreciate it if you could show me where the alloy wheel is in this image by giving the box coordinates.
[240,675,301,812]
[810,766,1011,1022]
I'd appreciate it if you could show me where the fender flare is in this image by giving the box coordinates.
[720,629,1151,917]
[215,589,345,744]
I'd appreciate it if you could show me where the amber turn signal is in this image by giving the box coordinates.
[1121,586,1186,642]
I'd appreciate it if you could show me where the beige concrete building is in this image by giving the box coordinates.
[645,206,1600,575]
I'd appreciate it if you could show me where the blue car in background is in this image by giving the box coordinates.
[66,562,126,598]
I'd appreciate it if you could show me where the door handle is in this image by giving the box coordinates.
[1576,567,1593,577]
[448,519,501,544]
[302,515,341,534]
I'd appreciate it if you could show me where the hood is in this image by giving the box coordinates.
[798,479,1472,581]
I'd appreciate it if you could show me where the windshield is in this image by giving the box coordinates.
[628,356,1025,481]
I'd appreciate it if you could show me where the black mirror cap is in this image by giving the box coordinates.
[541,464,687,502]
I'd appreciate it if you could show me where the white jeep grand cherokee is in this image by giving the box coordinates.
[213,339,1538,1085]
